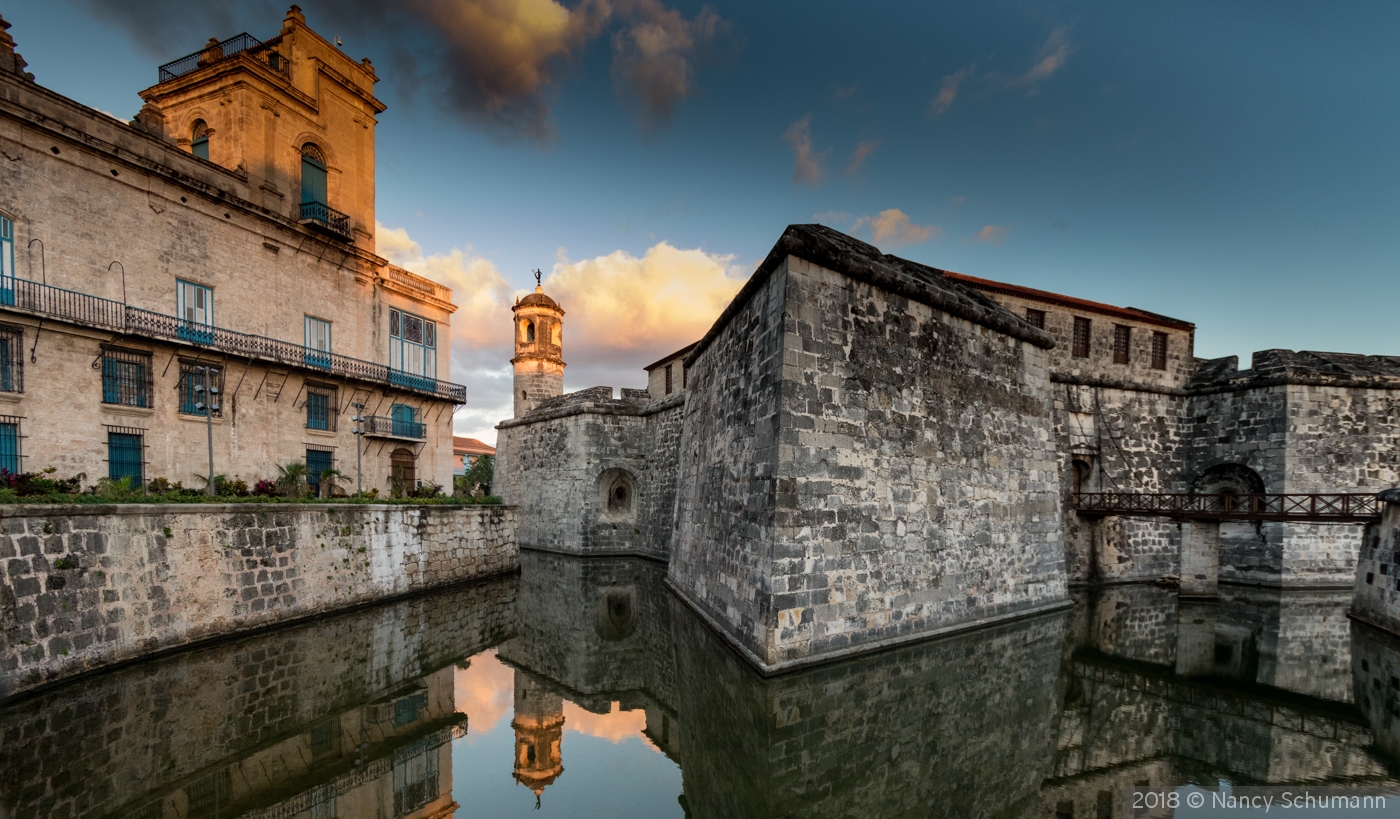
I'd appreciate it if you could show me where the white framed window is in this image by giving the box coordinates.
[176,280,213,326]
[304,315,332,368]
[389,308,437,386]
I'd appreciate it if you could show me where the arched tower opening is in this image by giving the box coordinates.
[511,277,565,417]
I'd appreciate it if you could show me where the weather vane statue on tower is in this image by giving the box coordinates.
[534,268,542,289]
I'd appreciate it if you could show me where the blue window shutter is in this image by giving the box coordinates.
[192,136,209,160]
[108,432,142,483]
[0,422,17,474]
[301,156,327,205]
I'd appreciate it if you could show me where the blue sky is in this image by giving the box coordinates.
[9,1,1399,441]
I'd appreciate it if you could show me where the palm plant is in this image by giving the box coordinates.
[96,476,135,499]
[316,468,346,499]
[275,461,309,498]
[194,473,228,494]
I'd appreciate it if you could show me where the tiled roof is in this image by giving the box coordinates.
[453,436,495,456]
[940,270,1195,331]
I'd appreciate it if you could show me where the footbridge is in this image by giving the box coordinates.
[1074,492,1382,523]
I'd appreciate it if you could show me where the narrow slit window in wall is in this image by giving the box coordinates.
[1113,325,1131,365]
[1151,331,1168,370]
[1072,317,1091,358]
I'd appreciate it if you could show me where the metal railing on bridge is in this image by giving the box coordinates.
[1074,492,1381,523]
[1,278,466,403]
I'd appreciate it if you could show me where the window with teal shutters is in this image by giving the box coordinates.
[191,120,209,161]
[0,325,22,393]
[107,430,143,484]
[0,420,19,475]
[306,447,334,493]
[388,309,437,390]
[102,348,151,407]
[390,403,423,439]
[304,315,331,368]
[0,215,13,307]
[178,362,223,416]
[301,144,327,206]
[306,386,335,431]
[176,280,214,345]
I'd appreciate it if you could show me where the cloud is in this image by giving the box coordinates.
[929,66,972,117]
[784,115,830,187]
[834,83,859,100]
[974,225,1009,244]
[842,139,880,174]
[453,649,515,738]
[77,0,728,142]
[813,210,851,225]
[852,209,939,249]
[563,700,657,747]
[379,223,744,443]
[1011,25,1071,87]
[610,0,733,131]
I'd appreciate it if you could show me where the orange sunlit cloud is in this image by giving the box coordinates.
[454,649,516,739]
[562,700,659,752]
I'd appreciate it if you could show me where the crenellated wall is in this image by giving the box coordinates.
[0,502,517,698]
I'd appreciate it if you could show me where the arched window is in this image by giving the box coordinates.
[1071,459,1091,495]
[191,120,209,161]
[525,321,535,343]
[300,142,327,207]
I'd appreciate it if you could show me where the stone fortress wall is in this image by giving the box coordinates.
[0,502,517,699]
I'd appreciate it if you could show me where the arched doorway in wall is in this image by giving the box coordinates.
[596,467,638,523]
[390,447,416,491]
[1071,457,1093,495]
[1191,463,1266,497]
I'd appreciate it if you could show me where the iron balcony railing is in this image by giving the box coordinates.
[362,415,426,440]
[158,33,290,83]
[299,201,352,242]
[1074,492,1382,522]
[0,278,466,403]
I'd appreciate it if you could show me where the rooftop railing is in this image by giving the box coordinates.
[158,33,289,83]
[2,278,465,403]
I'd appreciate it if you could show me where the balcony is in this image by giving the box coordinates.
[299,201,352,242]
[362,415,425,441]
[0,278,466,404]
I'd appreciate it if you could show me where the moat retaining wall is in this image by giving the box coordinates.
[0,503,518,699]
[1352,493,1400,635]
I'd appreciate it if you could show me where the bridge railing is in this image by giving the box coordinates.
[1074,492,1381,522]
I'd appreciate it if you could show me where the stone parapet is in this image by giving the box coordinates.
[0,503,518,699]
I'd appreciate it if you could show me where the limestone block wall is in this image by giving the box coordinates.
[494,388,683,560]
[0,502,517,698]
[0,574,515,819]
[1352,496,1400,635]
[671,254,1066,670]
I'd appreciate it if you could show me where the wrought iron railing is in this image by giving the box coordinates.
[299,201,352,242]
[1074,492,1382,522]
[0,279,466,403]
[362,415,426,440]
[158,33,288,82]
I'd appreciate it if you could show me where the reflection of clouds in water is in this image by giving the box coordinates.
[563,701,658,752]
[454,649,515,741]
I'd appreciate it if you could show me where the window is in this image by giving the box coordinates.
[1025,308,1046,329]
[391,403,423,438]
[106,428,143,484]
[102,348,151,407]
[0,215,13,306]
[191,120,209,161]
[306,385,336,431]
[525,321,535,343]
[1113,325,1131,365]
[393,692,427,726]
[176,280,214,344]
[309,719,336,755]
[1151,331,1168,370]
[665,364,673,395]
[178,362,223,417]
[1072,459,1091,495]
[0,324,22,393]
[304,315,332,368]
[390,447,417,488]
[392,738,441,817]
[388,308,438,389]
[0,416,20,475]
[307,785,336,819]
[301,143,327,206]
[1072,317,1091,358]
[306,446,334,493]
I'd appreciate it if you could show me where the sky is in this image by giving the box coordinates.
[8,1,1399,444]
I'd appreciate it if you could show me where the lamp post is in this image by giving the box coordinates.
[351,402,365,495]
[193,365,220,496]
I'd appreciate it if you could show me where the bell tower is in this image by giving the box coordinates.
[511,670,565,808]
[511,271,564,417]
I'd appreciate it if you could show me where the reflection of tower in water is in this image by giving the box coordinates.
[512,669,565,808]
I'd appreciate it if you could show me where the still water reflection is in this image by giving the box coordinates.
[3,552,1399,819]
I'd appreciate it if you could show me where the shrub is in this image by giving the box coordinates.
[252,479,278,497]
[147,477,173,493]
[222,478,250,497]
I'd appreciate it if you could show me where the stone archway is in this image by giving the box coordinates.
[1191,463,1266,496]
[596,467,637,523]
[390,447,416,490]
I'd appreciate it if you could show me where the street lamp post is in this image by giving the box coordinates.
[193,365,220,496]
[351,402,365,495]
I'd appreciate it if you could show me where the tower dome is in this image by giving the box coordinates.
[511,276,565,417]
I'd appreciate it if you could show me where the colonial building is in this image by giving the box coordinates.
[0,9,463,492]
[453,436,495,475]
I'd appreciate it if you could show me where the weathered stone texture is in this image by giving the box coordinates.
[0,502,517,698]
[671,254,1066,669]
[1353,498,1400,635]
[0,574,514,819]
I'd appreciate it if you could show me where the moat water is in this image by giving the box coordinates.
[5,551,1400,819]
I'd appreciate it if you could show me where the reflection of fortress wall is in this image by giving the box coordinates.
[1217,587,1354,702]
[671,597,1066,819]
[1085,585,1179,666]
[1350,621,1400,764]
[0,575,515,819]
[1353,497,1400,636]
[495,551,678,716]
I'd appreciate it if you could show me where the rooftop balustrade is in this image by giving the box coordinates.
[0,278,465,403]
[158,33,290,83]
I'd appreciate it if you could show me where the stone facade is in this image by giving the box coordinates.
[0,12,462,493]
[0,502,518,698]
[1352,492,1400,635]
